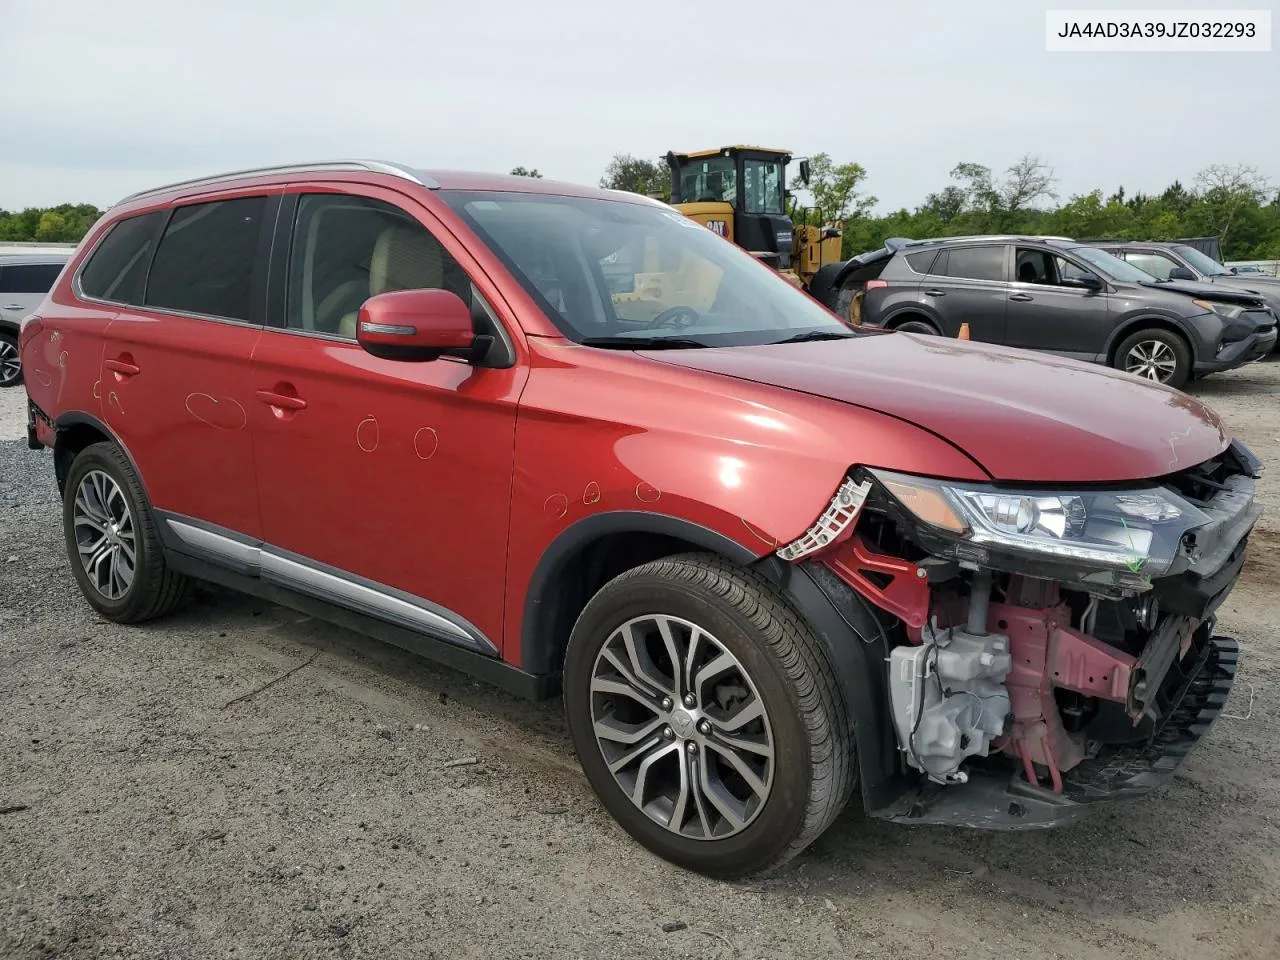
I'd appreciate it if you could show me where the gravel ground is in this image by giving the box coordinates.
[2,359,1279,960]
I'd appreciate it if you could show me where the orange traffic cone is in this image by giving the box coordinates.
[958,322,971,340]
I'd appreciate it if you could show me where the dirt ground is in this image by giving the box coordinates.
[2,358,1279,960]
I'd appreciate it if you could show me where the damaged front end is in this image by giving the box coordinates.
[777,441,1262,829]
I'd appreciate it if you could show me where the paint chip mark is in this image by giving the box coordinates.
[413,426,439,461]
[107,391,124,415]
[544,493,569,520]
[185,393,247,431]
[57,351,68,369]
[741,518,779,548]
[33,369,52,387]
[635,481,661,503]
[91,379,101,400]
[583,481,601,505]
[356,416,379,453]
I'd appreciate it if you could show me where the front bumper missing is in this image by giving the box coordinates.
[870,632,1238,829]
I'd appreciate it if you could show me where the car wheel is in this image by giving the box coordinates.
[894,319,939,335]
[563,553,854,879]
[62,441,192,623]
[833,283,858,324]
[1114,329,1191,389]
[0,332,22,387]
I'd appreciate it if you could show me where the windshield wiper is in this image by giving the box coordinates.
[770,330,857,344]
[579,336,711,350]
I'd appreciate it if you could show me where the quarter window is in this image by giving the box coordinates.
[145,197,267,322]
[77,211,165,304]
[0,263,64,293]
[285,194,469,338]
[905,251,938,274]
[942,246,1005,282]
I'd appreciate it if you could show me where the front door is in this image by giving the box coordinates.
[1004,247,1112,360]
[248,185,526,653]
[100,192,275,539]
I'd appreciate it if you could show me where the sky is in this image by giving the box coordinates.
[1,0,1277,213]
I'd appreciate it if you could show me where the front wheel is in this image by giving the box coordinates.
[1114,328,1191,389]
[563,554,854,879]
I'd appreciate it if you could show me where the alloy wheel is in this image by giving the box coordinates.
[0,339,20,386]
[589,614,775,840]
[1125,339,1178,382]
[72,470,136,600]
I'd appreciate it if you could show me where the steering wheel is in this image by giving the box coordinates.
[643,305,702,329]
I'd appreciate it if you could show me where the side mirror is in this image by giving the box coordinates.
[356,288,483,362]
[1169,266,1196,281]
[798,159,811,186]
[1062,274,1103,291]
[1229,266,1238,274]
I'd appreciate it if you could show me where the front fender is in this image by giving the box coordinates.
[1105,311,1217,360]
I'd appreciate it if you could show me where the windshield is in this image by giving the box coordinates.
[1173,244,1231,277]
[1071,245,1157,283]
[677,156,736,205]
[440,190,855,347]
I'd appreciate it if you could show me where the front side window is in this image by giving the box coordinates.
[943,245,1006,282]
[1123,251,1179,280]
[77,211,165,304]
[441,190,857,347]
[285,194,468,338]
[677,157,736,205]
[0,263,64,294]
[743,160,783,214]
[145,197,267,321]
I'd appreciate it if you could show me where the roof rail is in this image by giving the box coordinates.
[114,159,436,207]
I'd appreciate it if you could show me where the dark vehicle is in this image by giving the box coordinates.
[0,249,72,387]
[813,236,1276,388]
[1091,240,1280,353]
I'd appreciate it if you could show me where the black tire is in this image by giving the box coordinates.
[62,442,192,623]
[1113,328,1191,389]
[892,318,940,335]
[563,553,854,879]
[0,330,22,388]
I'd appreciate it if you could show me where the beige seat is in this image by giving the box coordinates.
[337,225,447,339]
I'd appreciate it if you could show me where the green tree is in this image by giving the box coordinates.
[801,152,876,224]
[600,153,670,201]
[509,166,543,178]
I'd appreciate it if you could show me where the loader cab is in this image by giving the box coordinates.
[666,146,808,272]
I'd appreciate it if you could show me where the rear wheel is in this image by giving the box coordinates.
[893,318,940,335]
[62,442,192,622]
[0,332,21,387]
[1114,328,1191,389]
[563,554,854,879]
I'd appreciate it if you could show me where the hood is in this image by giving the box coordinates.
[644,333,1230,484]
[1200,273,1280,303]
[1135,278,1267,308]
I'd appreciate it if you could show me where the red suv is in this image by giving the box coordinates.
[20,161,1262,878]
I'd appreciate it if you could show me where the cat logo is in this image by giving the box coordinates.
[705,220,728,237]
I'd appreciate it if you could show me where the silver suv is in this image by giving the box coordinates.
[0,246,72,386]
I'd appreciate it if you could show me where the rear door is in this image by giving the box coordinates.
[100,190,277,539]
[1005,247,1111,359]
[919,243,1009,341]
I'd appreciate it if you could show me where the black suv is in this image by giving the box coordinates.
[1090,239,1280,353]
[814,236,1277,389]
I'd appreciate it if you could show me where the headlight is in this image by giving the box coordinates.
[870,469,1209,578]
[1193,298,1246,319]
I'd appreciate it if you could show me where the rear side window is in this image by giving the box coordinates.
[904,250,938,274]
[0,263,64,293]
[942,246,1005,282]
[145,197,267,322]
[78,211,165,304]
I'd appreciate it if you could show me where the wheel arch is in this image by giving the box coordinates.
[882,308,942,333]
[518,511,763,678]
[1104,315,1196,367]
[52,412,147,499]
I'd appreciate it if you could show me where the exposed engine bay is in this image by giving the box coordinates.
[795,440,1261,812]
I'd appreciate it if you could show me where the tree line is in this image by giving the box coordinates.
[5,158,1277,262]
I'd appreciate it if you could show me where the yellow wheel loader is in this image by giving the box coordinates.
[664,145,843,292]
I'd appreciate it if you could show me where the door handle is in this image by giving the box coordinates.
[3,303,24,310]
[1009,293,1034,302]
[255,389,307,411]
[105,358,141,377]
[923,289,946,297]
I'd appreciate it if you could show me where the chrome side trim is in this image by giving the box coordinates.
[114,159,431,207]
[160,515,495,655]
